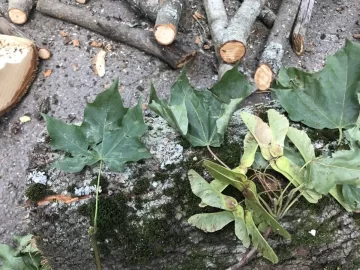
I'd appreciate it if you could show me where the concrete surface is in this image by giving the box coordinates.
[0,0,359,253]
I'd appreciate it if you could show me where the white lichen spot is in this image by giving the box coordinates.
[28,170,47,185]
[74,185,101,196]
[309,229,316,236]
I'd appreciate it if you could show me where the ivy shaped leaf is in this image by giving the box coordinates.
[43,80,151,173]
[342,184,360,211]
[149,66,252,147]
[272,40,360,141]
[188,211,235,232]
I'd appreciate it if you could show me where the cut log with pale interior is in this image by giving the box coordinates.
[76,0,88,3]
[0,34,38,115]
[38,47,52,60]
[254,0,301,90]
[254,63,272,90]
[154,0,184,45]
[291,0,315,56]
[219,40,246,64]
[8,0,35,24]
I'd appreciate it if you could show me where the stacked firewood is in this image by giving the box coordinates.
[0,0,315,115]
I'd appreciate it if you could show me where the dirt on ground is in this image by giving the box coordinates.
[0,0,359,250]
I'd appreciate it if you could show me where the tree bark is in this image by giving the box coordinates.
[0,16,51,60]
[36,0,196,69]
[254,0,301,91]
[8,0,35,24]
[124,0,158,21]
[154,0,185,45]
[291,0,315,56]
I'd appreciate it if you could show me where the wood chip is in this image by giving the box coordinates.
[92,49,106,77]
[60,31,67,37]
[194,36,200,45]
[72,63,79,71]
[72,39,80,47]
[43,69,52,77]
[193,12,205,20]
[90,41,103,48]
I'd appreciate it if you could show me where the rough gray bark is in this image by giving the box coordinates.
[8,0,35,24]
[154,0,185,45]
[254,0,301,90]
[258,6,277,28]
[218,0,266,63]
[0,15,51,59]
[36,0,195,68]
[291,0,315,56]
[125,0,158,21]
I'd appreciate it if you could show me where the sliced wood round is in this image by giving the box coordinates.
[8,9,28,24]
[154,24,177,45]
[254,63,273,91]
[219,41,246,64]
[0,34,38,115]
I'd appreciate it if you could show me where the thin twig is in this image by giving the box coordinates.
[206,145,230,168]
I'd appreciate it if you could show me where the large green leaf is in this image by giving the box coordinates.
[342,184,360,211]
[272,40,360,138]
[286,127,315,163]
[307,148,360,194]
[149,66,252,147]
[43,80,151,172]
[267,109,289,157]
[188,211,234,232]
[188,170,238,211]
[0,235,44,270]
[203,160,248,191]
[345,126,360,149]
[233,206,251,247]
[244,211,278,264]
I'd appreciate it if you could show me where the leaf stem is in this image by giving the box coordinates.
[206,145,230,169]
[338,128,343,145]
[88,160,103,270]
[94,160,103,233]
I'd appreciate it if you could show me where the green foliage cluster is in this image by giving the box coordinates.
[41,40,360,267]
[0,235,51,270]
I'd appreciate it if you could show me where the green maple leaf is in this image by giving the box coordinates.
[43,80,151,173]
[149,66,252,147]
[272,40,360,141]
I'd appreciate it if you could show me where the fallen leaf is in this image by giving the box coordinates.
[60,31,67,37]
[142,103,147,110]
[28,194,89,206]
[105,44,112,51]
[19,115,31,123]
[43,69,52,77]
[72,39,80,47]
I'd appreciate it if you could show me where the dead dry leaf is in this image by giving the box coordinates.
[90,41,103,48]
[28,194,89,206]
[43,69,52,77]
[194,36,200,45]
[72,63,79,71]
[19,115,31,123]
[92,49,106,77]
[193,12,205,20]
[60,31,67,37]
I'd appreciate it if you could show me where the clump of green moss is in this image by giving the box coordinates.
[66,184,76,194]
[26,183,55,202]
[133,178,150,195]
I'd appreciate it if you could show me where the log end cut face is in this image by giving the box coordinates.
[8,9,28,25]
[254,63,273,91]
[154,24,177,45]
[219,41,246,64]
[0,34,38,115]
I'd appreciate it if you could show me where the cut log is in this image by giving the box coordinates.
[218,0,266,64]
[0,34,38,115]
[254,0,301,91]
[36,0,195,69]
[154,0,185,45]
[258,6,277,28]
[76,0,88,4]
[8,0,35,24]
[291,0,315,56]
[0,16,52,60]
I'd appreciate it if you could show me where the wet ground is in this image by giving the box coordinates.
[0,0,359,247]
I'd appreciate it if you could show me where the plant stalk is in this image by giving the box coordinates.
[206,145,230,168]
[88,160,103,270]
